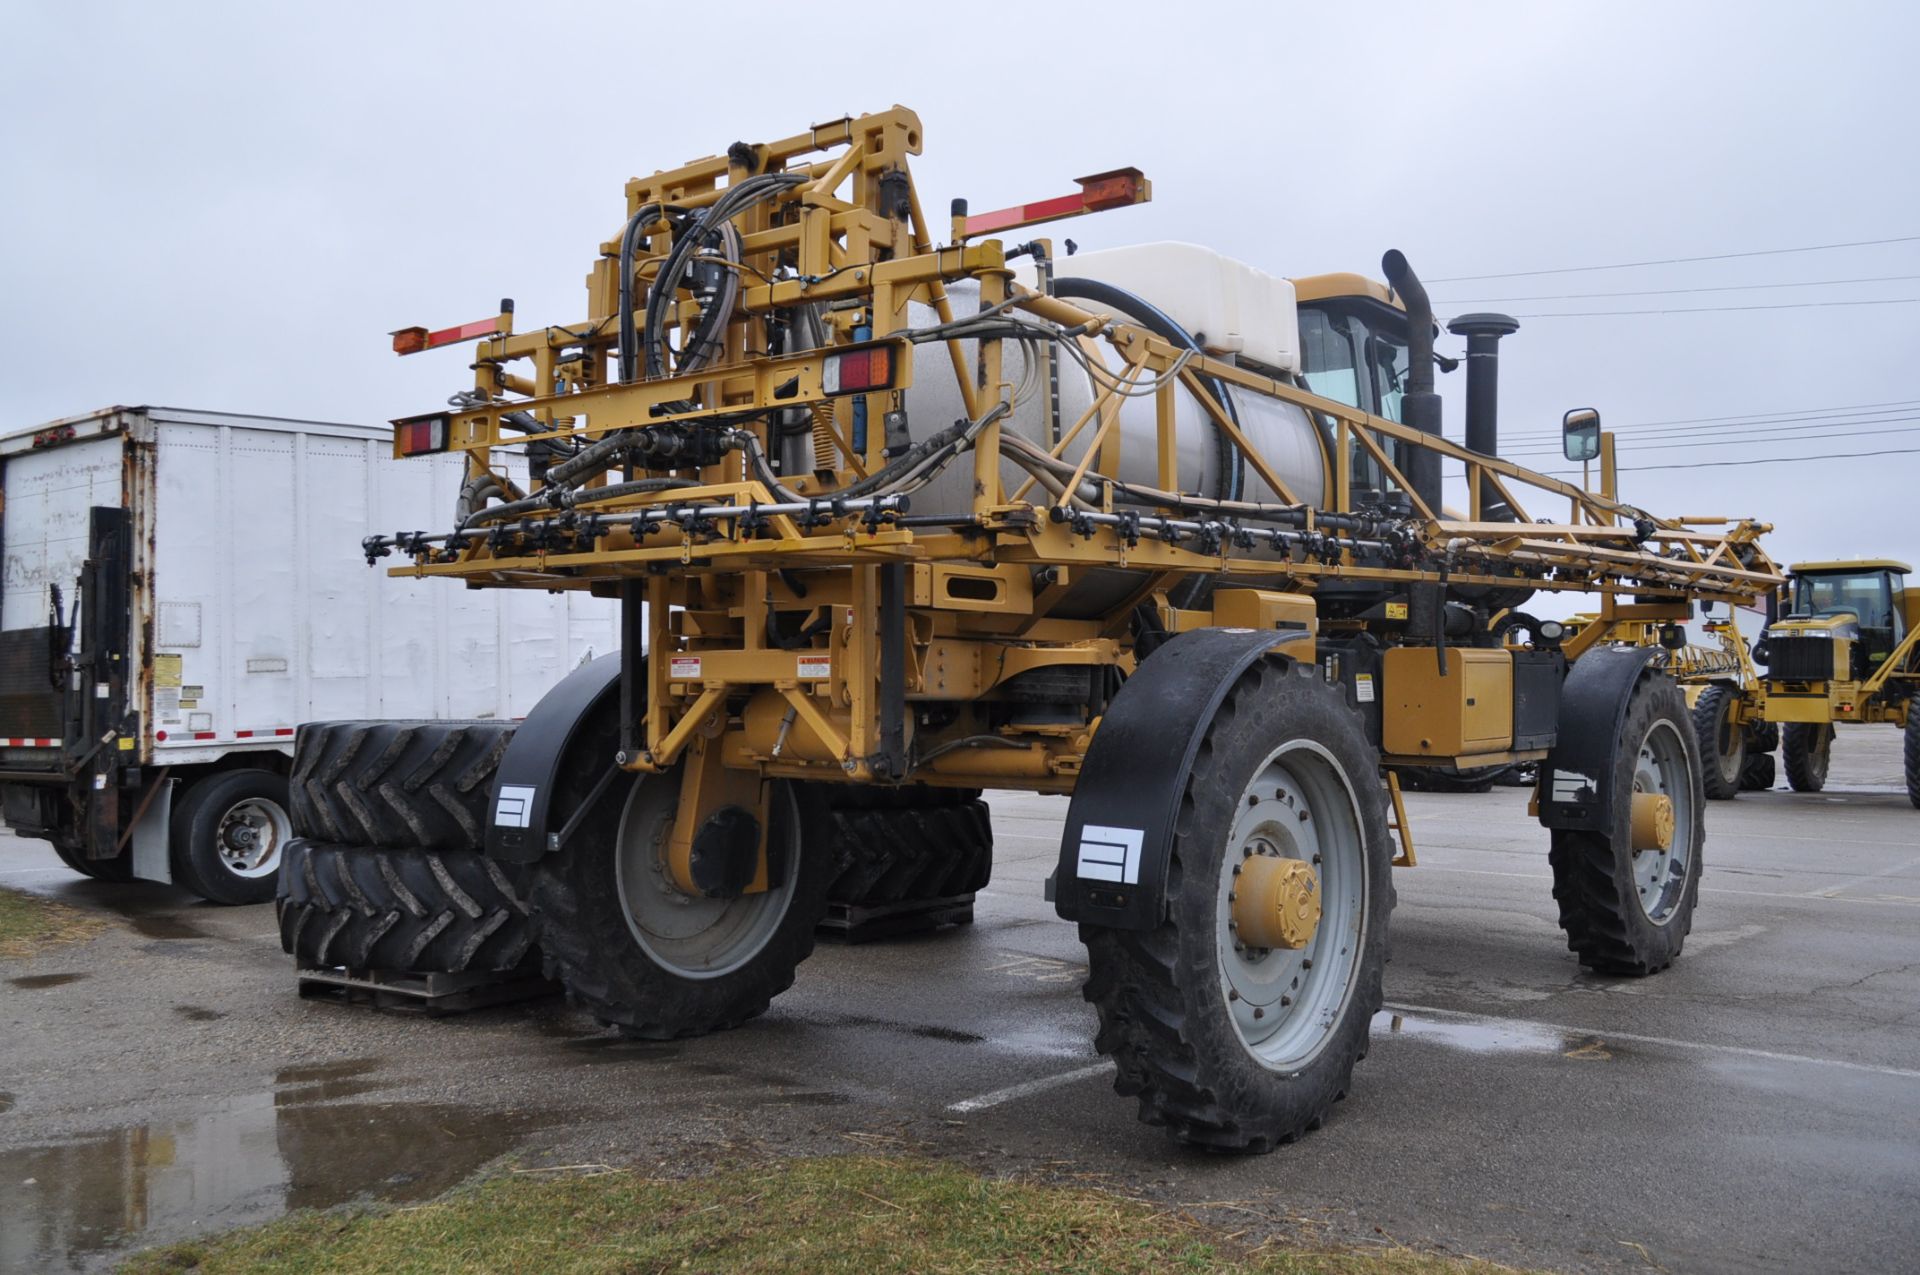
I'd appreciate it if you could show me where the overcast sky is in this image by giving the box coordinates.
[3,1,1915,600]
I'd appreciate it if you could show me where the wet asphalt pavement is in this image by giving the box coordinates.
[3,729,1918,1274]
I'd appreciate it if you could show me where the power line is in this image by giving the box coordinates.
[1494,298,1920,319]
[1540,446,1920,477]
[1503,421,1920,459]
[1497,398,1920,441]
[1429,235,1920,283]
[1433,274,1920,304]
[1503,406,1919,445]
[1502,411,1920,450]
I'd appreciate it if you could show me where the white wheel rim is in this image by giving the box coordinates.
[1216,740,1368,1071]
[612,777,799,980]
[215,798,289,879]
[1632,719,1695,924]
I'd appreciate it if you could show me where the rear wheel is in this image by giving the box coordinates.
[1690,685,1746,800]
[1904,709,1919,810]
[1549,675,1703,975]
[1082,658,1391,1153]
[531,765,834,1039]
[1782,722,1832,793]
[171,769,292,905]
[52,841,135,883]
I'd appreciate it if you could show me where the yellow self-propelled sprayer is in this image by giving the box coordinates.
[290,107,1781,1150]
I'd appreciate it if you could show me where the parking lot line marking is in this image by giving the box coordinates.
[1808,854,1920,898]
[1384,1002,1920,1081]
[946,1061,1113,1113]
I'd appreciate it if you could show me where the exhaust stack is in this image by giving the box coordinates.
[1380,251,1441,513]
[1446,312,1520,521]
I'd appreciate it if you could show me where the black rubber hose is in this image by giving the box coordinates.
[1051,278,1243,503]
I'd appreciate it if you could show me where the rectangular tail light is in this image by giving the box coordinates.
[822,346,894,395]
[392,413,450,457]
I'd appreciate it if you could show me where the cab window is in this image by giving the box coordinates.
[1792,571,1898,629]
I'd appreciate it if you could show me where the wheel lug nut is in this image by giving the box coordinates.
[1280,995,1293,1007]
[1253,1007,1264,1019]
[1228,988,1239,1001]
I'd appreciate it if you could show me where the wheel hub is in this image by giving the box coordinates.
[1629,791,1675,852]
[1231,855,1320,950]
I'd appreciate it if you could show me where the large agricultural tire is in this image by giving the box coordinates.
[289,720,513,850]
[1548,675,1704,976]
[1690,684,1746,801]
[276,838,537,973]
[1782,722,1833,793]
[1905,709,1920,810]
[825,797,993,905]
[1739,751,1777,792]
[170,769,294,905]
[1081,657,1393,1153]
[530,758,835,1040]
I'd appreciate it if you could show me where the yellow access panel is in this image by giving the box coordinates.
[1382,647,1514,756]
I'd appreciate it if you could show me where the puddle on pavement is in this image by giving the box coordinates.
[274,1059,390,1106]
[7,972,89,990]
[0,1093,546,1272]
[1372,1010,1576,1055]
[124,912,213,941]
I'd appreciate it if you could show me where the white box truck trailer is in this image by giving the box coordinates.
[0,406,616,903]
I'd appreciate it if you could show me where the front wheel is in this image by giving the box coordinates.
[1690,684,1746,800]
[531,765,834,1039]
[171,769,293,905]
[1549,675,1703,975]
[1082,658,1392,1153]
[1782,722,1832,793]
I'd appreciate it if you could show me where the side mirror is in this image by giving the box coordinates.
[1562,408,1601,462]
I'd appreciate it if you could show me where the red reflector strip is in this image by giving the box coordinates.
[963,168,1149,237]
[393,317,500,355]
[275,728,295,736]
[0,738,59,747]
[235,730,253,738]
[192,731,217,740]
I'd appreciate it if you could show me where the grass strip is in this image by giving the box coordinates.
[0,885,104,959]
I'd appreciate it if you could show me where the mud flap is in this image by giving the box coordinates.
[484,652,623,862]
[1537,643,1663,834]
[1054,627,1295,932]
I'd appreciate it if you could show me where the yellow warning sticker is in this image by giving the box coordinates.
[116,736,135,751]
[1385,602,1409,620]
[154,653,183,688]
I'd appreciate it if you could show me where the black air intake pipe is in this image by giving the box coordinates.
[1380,250,1442,513]
[1446,312,1520,521]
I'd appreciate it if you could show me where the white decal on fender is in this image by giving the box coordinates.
[1077,824,1145,885]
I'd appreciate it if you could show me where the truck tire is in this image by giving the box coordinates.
[825,795,993,904]
[1082,657,1392,1152]
[52,841,135,883]
[1548,676,1703,976]
[531,764,835,1039]
[1904,709,1919,810]
[290,720,513,849]
[276,838,536,973]
[1690,684,1746,800]
[1782,722,1832,793]
[170,769,294,905]
[1739,751,1777,792]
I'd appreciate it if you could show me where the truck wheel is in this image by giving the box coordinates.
[1782,723,1832,793]
[289,720,513,849]
[170,769,293,905]
[1690,684,1746,800]
[277,838,536,972]
[1549,677,1703,975]
[530,767,834,1039]
[52,841,136,883]
[1082,659,1392,1152]
[826,794,993,904]
[1904,710,1919,810]
[1739,751,1777,792]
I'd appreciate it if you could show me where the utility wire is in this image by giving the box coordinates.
[1540,446,1920,477]
[1433,274,1920,304]
[1491,297,1920,319]
[1429,235,1920,283]
[1501,410,1920,448]
[1497,398,1920,440]
[1503,421,1920,459]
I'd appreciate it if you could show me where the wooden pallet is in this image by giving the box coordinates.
[295,964,559,1016]
[816,893,976,944]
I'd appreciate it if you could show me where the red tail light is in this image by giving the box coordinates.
[822,346,894,395]
[393,413,450,457]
